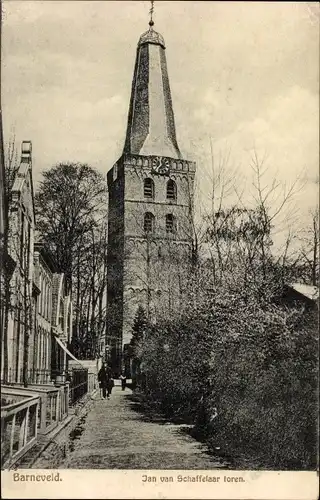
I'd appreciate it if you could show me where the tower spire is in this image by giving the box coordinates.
[123,4,182,159]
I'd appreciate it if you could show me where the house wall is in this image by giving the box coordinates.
[6,155,35,384]
[32,250,54,383]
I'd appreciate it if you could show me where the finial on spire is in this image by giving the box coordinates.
[149,0,154,27]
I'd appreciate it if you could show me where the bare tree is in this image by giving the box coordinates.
[1,137,20,383]
[294,209,319,286]
[35,163,106,287]
[35,163,108,359]
[72,213,108,358]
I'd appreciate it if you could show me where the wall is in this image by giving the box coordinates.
[6,155,35,384]
[107,153,195,350]
[32,250,54,383]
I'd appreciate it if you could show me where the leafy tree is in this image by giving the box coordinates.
[130,305,148,359]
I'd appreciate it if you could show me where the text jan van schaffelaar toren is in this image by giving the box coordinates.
[142,474,245,483]
[11,473,245,484]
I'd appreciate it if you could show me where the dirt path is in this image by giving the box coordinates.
[57,387,226,469]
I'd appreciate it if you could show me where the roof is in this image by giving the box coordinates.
[289,283,319,302]
[123,23,181,160]
[34,241,57,273]
[138,26,165,48]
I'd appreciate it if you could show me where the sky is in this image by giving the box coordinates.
[2,1,319,245]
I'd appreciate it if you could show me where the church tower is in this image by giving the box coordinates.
[106,15,196,374]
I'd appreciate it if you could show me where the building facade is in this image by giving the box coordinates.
[4,142,35,384]
[106,21,196,373]
[0,0,14,380]
[1,141,74,386]
[31,242,56,384]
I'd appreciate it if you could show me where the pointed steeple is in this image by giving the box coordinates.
[123,14,182,159]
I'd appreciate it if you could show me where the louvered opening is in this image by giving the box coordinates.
[166,214,176,233]
[144,212,155,233]
[144,178,154,199]
[166,180,176,200]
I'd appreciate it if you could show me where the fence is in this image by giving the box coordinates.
[27,369,51,385]
[1,388,40,468]
[68,368,88,406]
[88,372,97,393]
[1,383,69,437]
[2,368,51,385]
[36,384,69,434]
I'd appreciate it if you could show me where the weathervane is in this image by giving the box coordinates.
[149,0,154,27]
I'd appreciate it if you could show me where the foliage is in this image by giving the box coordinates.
[130,306,148,353]
[136,170,318,470]
[138,271,318,469]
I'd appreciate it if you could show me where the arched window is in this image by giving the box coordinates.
[144,212,155,233]
[144,178,154,199]
[166,179,177,201]
[166,214,176,234]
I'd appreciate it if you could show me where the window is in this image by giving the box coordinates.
[166,179,176,201]
[20,212,25,264]
[59,299,64,330]
[166,214,176,234]
[113,164,118,181]
[144,212,155,233]
[41,278,46,317]
[144,178,154,199]
[38,274,42,313]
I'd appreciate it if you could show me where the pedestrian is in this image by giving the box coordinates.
[98,362,108,399]
[120,371,127,391]
[106,365,114,399]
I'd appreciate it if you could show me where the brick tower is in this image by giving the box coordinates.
[106,18,196,374]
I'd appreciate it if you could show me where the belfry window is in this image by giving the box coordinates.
[144,212,155,233]
[166,180,176,201]
[144,178,154,199]
[166,214,176,234]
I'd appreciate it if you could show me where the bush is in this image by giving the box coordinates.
[138,285,318,470]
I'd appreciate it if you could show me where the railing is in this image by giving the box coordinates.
[1,389,40,468]
[1,383,69,437]
[58,383,69,422]
[88,372,97,393]
[2,368,52,385]
[35,384,69,434]
[68,369,88,406]
[28,369,52,385]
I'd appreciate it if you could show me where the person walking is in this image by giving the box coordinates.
[98,362,108,399]
[120,371,127,391]
[106,365,114,399]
